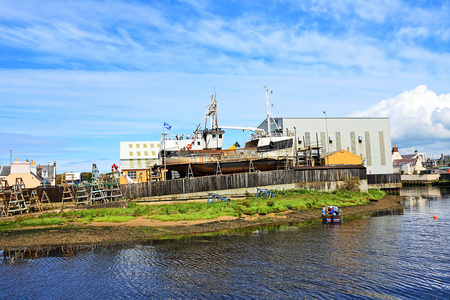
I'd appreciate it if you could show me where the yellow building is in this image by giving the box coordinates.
[119,141,161,185]
[321,150,362,166]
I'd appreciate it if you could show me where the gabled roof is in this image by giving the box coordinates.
[320,150,361,159]
[402,154,416,160]
[0,165,11,177]
[393,158,418,167]
[3,173,43,189]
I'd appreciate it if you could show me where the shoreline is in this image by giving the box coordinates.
[0,195,404,248]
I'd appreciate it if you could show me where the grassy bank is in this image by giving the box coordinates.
[0,189,385,231]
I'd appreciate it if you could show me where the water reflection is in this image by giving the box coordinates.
[1,187,449,299]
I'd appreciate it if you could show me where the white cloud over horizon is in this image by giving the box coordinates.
[349,85,450,156]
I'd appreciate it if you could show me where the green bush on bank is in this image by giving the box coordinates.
[1,188,386,229]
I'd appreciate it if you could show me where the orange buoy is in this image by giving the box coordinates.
[433,215,438,220]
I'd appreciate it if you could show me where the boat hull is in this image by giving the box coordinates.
[166,158,288,178]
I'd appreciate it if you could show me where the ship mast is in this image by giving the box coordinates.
[265,85,279,137]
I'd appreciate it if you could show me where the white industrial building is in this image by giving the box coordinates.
[120,141,161,180]
[258,117,394,175]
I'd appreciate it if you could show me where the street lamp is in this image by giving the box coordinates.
[323,111,330,165]
[162,132,167,181]
[293,126,297,167]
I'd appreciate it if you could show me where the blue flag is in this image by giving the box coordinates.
[164,122,172,130]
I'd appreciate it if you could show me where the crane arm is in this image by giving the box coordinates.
[219,126,266,135]
[112,164,136,184]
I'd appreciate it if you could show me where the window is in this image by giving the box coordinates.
[129,144,133,148]
[143,144,148,148]
[42,169,48,177]
[129,152,133,157]
[219,134,222,138]
[136,144,140,148]
[152,151,156,156]
[127,171,137,179]
[137,151,141,156]
[150,144,154,148]
[197,141,201,145]
[144,151,148,156]
[157,143,161,147]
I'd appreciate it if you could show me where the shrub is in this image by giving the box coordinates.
[339,176,361,192]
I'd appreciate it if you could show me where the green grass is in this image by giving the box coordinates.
[21,217,68,227]
[0,188,386,229]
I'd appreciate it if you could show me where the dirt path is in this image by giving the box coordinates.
[0,196,404,248]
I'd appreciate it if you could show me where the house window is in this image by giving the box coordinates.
[42,169,48,177]
[157,143,161,147]
[152,151,156,156]
[137,151,141,156]
[150,144,154,148]
[129,152,134,157]
[136,144,140,148]
[143,144,148,148]
[127,171,137,179]
[144,151,149,156]
[129,144,133,148]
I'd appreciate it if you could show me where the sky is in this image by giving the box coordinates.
[0,0,449,173]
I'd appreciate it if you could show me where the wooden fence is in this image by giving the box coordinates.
[367,173,401,185]
[121,166,367,200]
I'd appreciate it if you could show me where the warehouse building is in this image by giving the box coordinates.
[258,117,393,175]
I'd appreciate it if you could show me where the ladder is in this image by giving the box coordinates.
[216,161,223,176]
[15,178,31,207]
[40,190,53,210]
[0,180,10,216]
[8,184,28,215]
[61,175,76,210]
[28,188,43,212]
[187,164,194,179]
[104,172,123,201]
[74,184,90,206]
[249,159,255,173]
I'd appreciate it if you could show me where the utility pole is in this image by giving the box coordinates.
[323,111,330,166]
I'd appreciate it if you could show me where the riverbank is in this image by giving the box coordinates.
[0,194,404,248]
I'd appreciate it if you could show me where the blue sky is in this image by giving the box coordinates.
[0,0,449,172]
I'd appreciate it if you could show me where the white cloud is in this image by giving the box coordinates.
[349,85,450,154]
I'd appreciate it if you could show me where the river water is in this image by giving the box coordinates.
[1,187,449,299]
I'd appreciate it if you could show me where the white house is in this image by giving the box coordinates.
[392,149,426,174]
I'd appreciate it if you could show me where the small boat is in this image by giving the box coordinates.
[322,206,341,224]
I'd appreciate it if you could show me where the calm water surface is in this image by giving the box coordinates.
[1,187,449,299]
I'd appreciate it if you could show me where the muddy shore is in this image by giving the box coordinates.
[0,195,404,248]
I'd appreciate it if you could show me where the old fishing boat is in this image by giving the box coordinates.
[159,86,295,178]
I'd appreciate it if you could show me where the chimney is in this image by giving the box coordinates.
[392,145,398,154]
